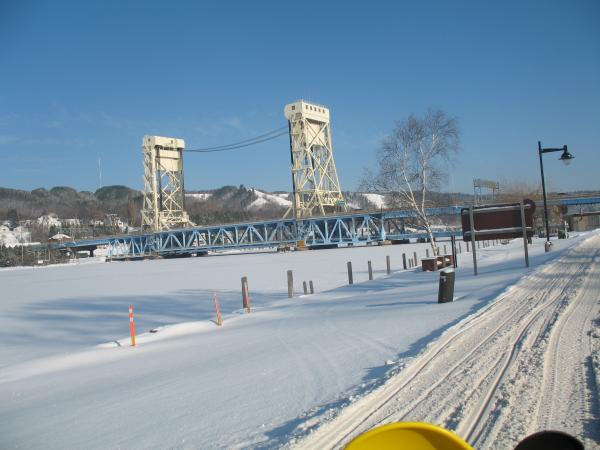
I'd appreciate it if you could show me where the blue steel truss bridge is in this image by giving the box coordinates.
[104,207,462,259]
[59,195,600,260]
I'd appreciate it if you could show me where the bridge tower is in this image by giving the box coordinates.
[473,178,500,206]
[141,135,191,231]
[284,100,347,218]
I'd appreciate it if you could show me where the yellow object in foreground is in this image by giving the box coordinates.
[345,422,474,450]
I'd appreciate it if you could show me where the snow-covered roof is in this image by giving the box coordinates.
[49,233,71,240]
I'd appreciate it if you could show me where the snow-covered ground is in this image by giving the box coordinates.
[293,234,600,449]
[0,233,598,449]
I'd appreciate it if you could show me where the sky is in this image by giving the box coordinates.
[0,0,599,194]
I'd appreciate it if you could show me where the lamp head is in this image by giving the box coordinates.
[559,146,574,165]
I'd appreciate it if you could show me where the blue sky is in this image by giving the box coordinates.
[1,0,599,194]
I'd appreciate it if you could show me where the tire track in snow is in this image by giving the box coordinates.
[470,243,598,449]
[534,249,600,441]
[291,235,600,450]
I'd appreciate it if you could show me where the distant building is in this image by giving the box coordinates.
[567,214,600,232]
[37,214,62,229]
[49,233,72,243]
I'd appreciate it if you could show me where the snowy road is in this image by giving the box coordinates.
[292,235,600,449]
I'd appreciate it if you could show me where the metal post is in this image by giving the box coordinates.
[520,202,530,267]
[309,280,314,294]
[347,261,353,285]
[287,270,294,298]
[469,207,478,276]
[386,255,391,275]
[443,245,447,255]
[538,141,551,247]
[402,253,407,270]
[368,260,373,280]
[303,281,308,295]
[426,249,430,258]
[413,251,417,266]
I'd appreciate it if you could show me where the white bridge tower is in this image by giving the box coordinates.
[284,100,346,218]
[141,135,191,231]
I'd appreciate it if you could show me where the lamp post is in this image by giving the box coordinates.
[538,141,574,251]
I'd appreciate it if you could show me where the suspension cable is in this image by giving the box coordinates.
[185,126,288,153]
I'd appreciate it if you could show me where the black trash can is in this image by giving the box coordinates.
[438,268,455,303]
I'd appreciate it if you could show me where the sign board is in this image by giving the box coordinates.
[461,199,536,242]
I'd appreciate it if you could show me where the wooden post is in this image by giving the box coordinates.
[469,207,478,276]
[129,305,136,347]
[402,253,407,270]
[368,260,373,280]
[303,281,308,295]
[386,255,391,275]
[213,292,222,326]
[309,280,314,294]
[287,270,293,298]
[241,276,251,312]
[347,261,353,285]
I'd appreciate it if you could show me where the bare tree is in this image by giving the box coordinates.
[362,109,460,254]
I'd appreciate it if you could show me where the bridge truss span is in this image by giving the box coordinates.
[105,207,463,260]
[108,218,299,259]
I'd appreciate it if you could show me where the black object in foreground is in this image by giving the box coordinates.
[514,430,584,450]
[438,268,455,303]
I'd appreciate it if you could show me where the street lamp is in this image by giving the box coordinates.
[538,141,574,251]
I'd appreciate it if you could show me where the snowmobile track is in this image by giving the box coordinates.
[292,235,600,450]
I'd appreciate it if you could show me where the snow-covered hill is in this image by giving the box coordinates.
[186,188,387,212]
[247,189,292,210]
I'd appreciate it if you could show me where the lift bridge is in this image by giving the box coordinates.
[58,98,600,259]
[104,206,461,259]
